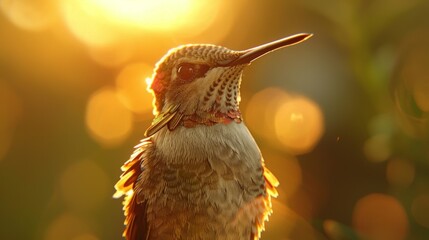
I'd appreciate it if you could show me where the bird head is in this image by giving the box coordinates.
[145,33,312,136]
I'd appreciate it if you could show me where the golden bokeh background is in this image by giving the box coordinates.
[1,0,429,239]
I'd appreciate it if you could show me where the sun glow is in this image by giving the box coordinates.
[85,0,193,30]
[61,0,220,47]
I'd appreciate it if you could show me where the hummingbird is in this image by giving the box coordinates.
[114,33,312,240]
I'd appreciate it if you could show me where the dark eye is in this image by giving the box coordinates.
[177,63,210,82]
[177,63,196,81]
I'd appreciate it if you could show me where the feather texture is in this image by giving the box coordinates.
[145,104,180,137]
[114,139,151,239]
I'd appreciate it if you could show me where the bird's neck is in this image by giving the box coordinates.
[181,109,242,128]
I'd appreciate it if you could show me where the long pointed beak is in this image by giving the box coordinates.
[222,33,313,66]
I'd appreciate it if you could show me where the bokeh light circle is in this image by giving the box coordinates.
[411,194,429,229]
[245,88,324,154]
[274,96,324,154]
[386,158,415,188]
[60,160,110,212]
[363,134,391,162]
[352,193,408,240]
[85,87,133,147]
[245,87,288,141]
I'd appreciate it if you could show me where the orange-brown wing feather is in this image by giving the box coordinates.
[114,139,152,240]
[263,166,279,198]
[251,165,279,240]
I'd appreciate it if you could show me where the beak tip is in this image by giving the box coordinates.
[295,33,314,43]
[304,33,314,39]
[305,33,314,38]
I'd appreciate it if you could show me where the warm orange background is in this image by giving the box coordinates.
[1,1,429,239]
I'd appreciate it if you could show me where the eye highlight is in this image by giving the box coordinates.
[177,63,210,82]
